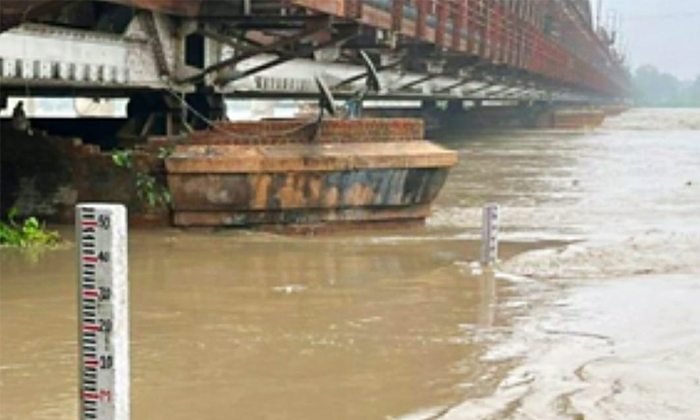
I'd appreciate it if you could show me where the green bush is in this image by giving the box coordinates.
[112,148,172,210]
[0,208,61,248]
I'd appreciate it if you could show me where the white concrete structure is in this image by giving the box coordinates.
[0,18,549,101]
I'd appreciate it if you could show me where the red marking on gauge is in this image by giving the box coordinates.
[82,290,99,298]
[83,392,99,401]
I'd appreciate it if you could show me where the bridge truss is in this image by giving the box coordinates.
[0,0,629,105]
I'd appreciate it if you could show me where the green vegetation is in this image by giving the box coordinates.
[633,66,700,108]
[111,148,172,210]
[0,208,61,248]
[110,149,134,169]
[134,172,172,209]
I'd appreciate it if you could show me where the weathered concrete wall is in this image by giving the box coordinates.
[0,125,170,225]
[187,118,425,145]
[1,126,75,219]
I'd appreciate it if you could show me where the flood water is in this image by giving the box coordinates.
[2,108,700,419]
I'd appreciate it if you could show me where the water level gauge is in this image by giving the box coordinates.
[77,204,129,420]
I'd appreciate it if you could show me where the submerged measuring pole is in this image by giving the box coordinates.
[77,204,129,420]
[481,203,500,266]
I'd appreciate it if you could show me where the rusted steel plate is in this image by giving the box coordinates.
[415,0,428,40]
[168,167,451,212]
[286,0,346,17]
[343,0,363,19]
[165,142,458,174]
[391,0,404,33]
[173,204,432,227]
[167,116,456,227]
[102,0,204,16]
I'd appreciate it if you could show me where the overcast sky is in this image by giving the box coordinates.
[592,0,700,80]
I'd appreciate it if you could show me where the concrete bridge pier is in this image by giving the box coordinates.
[420,99,530,132]
[420,100,443,132]
[446,100,465,115]
[426,99,609,132]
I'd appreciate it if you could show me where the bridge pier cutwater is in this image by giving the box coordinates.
[164,118,457,228]
[0,0,629,227]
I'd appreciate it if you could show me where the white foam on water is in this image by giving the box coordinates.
[430,275,700,420]
[502,229,700,281]
[400,109,700,420]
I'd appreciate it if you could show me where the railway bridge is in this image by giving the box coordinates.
[1,0,628,118]
[1,1,631,227]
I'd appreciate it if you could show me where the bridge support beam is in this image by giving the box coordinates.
[117,89,226,144]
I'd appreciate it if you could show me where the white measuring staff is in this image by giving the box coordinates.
[481,203,500,266]
[77,204,129,420]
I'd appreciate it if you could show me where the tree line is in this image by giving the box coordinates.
[633,65,700,107]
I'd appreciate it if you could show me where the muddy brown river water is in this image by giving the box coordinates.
[2,108,700,420]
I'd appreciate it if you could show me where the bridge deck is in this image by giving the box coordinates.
[0,0,629,101]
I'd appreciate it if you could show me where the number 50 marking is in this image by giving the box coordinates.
[98,215,111,230]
